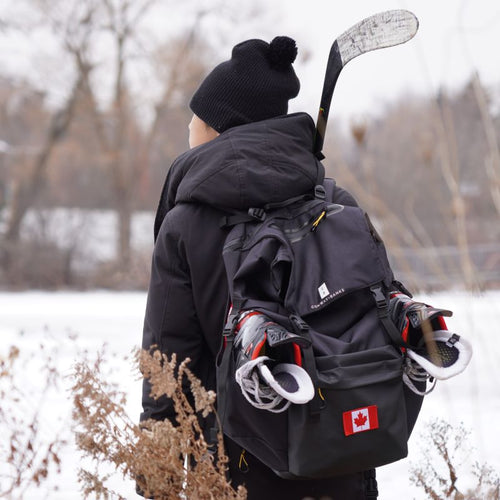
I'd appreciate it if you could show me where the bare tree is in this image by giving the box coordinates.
[5,72,87,244]
[326,82,500,291]
[470,72,500,217]
[0,0,98,283]
[434,91,478,290]
[0,0,230,278]
[86,1,212,267]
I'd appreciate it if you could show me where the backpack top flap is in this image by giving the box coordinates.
[284,203,393,316]
[222,200,393,318]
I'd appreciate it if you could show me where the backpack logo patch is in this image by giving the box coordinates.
[318,282,330,299]
[343,405,379,436]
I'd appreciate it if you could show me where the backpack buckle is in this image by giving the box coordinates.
[248,207,266,221]
[314,185,326,199]
[223,306,241,337]
[290,314,309,333]
[370,285,388,309]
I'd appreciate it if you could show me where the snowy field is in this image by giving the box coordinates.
[0,290,499,499]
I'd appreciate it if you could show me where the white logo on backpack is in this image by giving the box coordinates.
[318,282,330,299]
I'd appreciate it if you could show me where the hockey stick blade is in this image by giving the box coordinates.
[314,10,419,158]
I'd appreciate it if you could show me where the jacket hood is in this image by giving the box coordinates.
[165,112,324,212]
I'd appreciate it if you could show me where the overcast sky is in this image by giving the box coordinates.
[1,0,499,126]
[250,0,500,122]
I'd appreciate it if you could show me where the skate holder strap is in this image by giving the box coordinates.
[371,285,411,349]
[289,314,324,415]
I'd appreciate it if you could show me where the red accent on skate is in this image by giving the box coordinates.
[293,343,302,366]
[251,333,267,360]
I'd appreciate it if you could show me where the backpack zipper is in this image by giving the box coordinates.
[285,204,343,243]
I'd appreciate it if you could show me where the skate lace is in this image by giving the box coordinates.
[402,355,437,396]
[235,357,291,413]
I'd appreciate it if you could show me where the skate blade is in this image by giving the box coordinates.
[407,331,472,380]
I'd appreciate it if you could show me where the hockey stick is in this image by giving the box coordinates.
[314,10,419,158]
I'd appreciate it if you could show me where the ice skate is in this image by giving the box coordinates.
[232,310,314,412]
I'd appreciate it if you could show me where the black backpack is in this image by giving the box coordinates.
[216,179,424,479]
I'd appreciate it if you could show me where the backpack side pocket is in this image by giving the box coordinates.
[284,344,407,479]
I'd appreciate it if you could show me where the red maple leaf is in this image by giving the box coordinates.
[354,412,368,428]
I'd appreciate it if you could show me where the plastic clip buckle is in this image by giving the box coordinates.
[314,185,326,200]
[223,312,239,337]
[370,285,387,309]
[290,314,309,333]
[248,207,266,221]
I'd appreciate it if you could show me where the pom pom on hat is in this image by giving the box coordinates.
[189,36,300,133]
[268,36,298,70]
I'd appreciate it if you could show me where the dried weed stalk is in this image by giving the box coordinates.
[0,345,64,499]
[71,348,246,500]
[410,418,499,499]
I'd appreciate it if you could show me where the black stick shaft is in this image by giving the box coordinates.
[312,10,419,160]
[314,41,341,157]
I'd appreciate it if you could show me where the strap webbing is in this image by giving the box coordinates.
[371,284,411,349]
[289,314,323,415]
[220,213,255,228]
[323,178,337,203]
[364,469,379,499]
[217,300,242,427]
[216,334,232,427]
[263,193,311,211]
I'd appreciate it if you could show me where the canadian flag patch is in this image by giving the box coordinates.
[343,405,379,436]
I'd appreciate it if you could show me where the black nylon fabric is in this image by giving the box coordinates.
[143,113,359,424]
[217,196,419,479]
[225,202,393,318]
[141,112,396,498]
[154,112,324,240]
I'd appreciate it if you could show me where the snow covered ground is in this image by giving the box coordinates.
[0,290,499,499]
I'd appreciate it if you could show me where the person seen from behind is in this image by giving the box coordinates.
[140,35,378,500]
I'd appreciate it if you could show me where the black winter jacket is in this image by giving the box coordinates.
[141,113,377,499]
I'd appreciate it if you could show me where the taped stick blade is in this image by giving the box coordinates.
[338,9,419,66]
[314,9,418,157]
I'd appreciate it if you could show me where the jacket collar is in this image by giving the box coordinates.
[164,112,324,213]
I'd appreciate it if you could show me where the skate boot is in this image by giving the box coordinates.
[389,292,472,393]
[232,310,314,412]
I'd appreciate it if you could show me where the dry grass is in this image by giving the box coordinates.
[0,345,65,499]
[410,418,499,499]
[71,348,247,500]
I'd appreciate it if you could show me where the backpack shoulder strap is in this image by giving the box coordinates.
[323,178,337,203]
[219,207,267,228]
[219,192,318,229]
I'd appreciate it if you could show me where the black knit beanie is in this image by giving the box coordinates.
[189,36,300,133]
